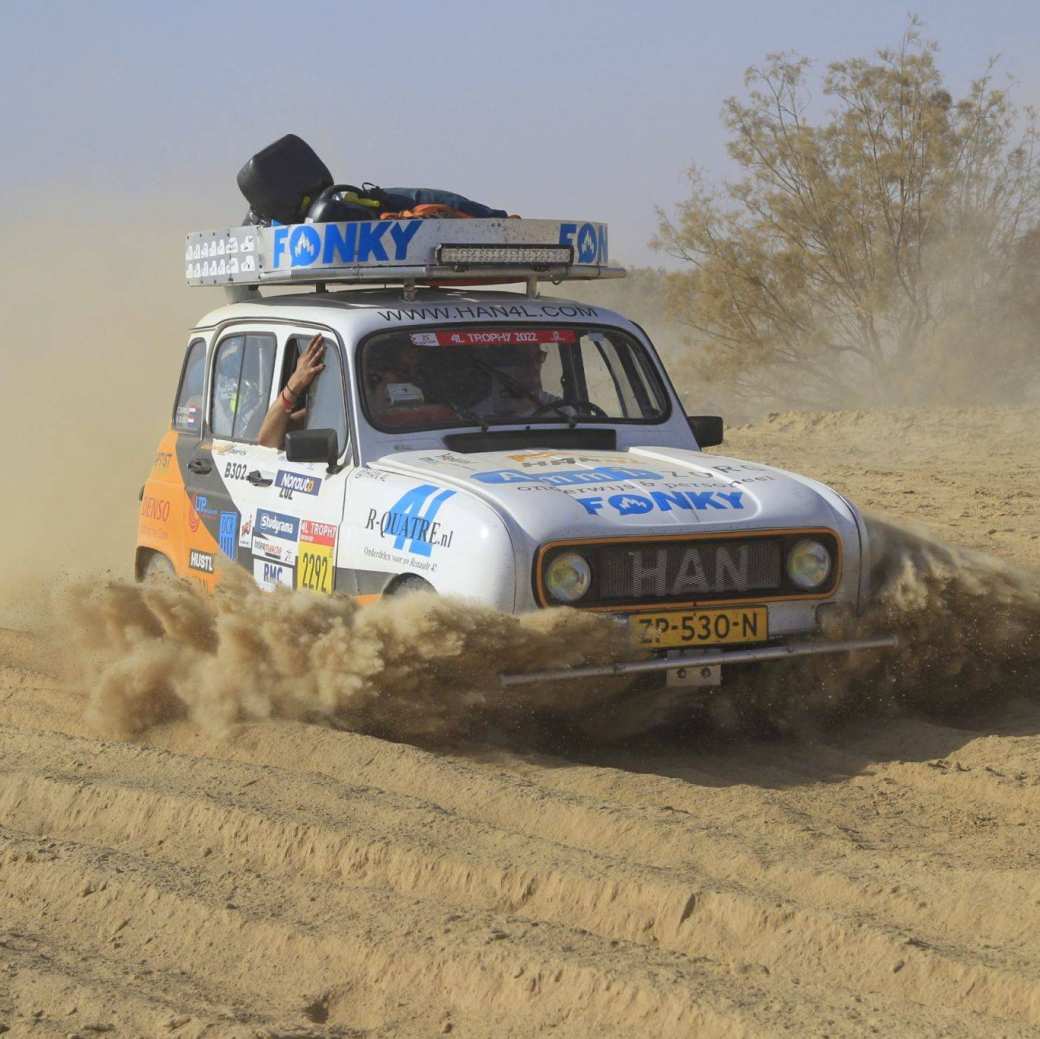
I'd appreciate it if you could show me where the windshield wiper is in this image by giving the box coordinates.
[449,409,533,434]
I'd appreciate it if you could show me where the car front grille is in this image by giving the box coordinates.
[536,531,840,609]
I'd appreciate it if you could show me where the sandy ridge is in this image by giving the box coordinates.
[1,726,1026,1039]
[4,711,1040,1035]
[3,407,1040,1037]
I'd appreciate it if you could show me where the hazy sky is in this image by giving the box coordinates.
[3,0,1039,265]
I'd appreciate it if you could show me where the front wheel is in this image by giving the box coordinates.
[384,574,435,597]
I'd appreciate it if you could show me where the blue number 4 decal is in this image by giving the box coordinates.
[387,484,455,557]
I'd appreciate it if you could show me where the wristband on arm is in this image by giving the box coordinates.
[280,387,298,413]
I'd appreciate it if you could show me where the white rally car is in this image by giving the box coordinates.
[137,215,893,687]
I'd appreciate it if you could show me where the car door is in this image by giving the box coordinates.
[182,326,279,587]
[241,329,352,595]
[145,335,209,583]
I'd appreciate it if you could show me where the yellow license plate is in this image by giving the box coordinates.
[629,607,768,648]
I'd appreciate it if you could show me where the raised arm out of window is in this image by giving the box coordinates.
[258,333,326,449]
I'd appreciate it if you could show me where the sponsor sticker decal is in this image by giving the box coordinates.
[557,222,608,264]
[175,404,200,428]
[271,219,423,269]
[189,494,218,535]
[575,489,746,516]
[297,520,337,594]
[365,485,455,557]
[189,549,214,574]
[276,470,322,499]
[301,520,336,546]
[193,495,218,518]
[256,509,300,542]
[473,466,663,487]
[252,535,292,564]
[141,496,171,523]
[377,303,598,324]
[239,512,254,548]
[508,453,605,468]
[218,511,239,559]
[409,329,576,347]
[253,559,293,591]
[626,545,759,597]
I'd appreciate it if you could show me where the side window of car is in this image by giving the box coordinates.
[579,335,628,415]
[173,338,206,433]
[283,335,349,452]
[539,347,566,398]
[210,332,276,442]
[306,339,349,450]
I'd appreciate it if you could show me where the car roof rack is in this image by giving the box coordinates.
[185,217,624,295]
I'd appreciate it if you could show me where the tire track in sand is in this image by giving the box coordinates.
[3,719,1040,1036]
[4,408,1040,1037]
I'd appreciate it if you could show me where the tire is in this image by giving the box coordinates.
[384,574,435,597]
[140,552,175,583]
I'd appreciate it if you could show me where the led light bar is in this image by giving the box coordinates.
[437,243,574,267]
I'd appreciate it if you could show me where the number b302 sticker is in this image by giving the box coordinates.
[297,520,336,594]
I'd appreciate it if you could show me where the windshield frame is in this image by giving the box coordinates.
[356,322,674,435]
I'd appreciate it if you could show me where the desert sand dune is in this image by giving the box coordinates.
[1,407,1038,1038]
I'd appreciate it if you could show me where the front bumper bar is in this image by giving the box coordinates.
[498,635,898,688]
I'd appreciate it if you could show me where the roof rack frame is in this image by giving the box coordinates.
[185,218,625,290]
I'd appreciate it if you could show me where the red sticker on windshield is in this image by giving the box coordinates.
[410,329,577,347]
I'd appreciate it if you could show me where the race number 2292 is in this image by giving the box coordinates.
[296,521,336,595]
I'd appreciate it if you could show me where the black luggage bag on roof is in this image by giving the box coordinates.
[237,134,510,225]
[237,134,333,225]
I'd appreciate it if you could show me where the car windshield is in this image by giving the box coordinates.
[360,326,668,431]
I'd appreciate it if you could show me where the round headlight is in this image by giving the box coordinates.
[545,552,592,603]
[786,539,832,590]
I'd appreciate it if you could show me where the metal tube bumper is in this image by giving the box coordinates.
[498,635,899,688]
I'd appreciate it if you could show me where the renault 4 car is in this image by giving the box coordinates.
[137,215,894,687]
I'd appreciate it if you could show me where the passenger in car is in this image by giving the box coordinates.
[365,340,464,429]
[366,340,425,416]
[258,334,326,449]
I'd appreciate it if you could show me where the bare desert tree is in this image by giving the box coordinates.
[655,24,1040,406]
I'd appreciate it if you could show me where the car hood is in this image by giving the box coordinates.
[371,445,855,542]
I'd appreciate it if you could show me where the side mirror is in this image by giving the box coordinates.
[688,415,724,448]
[285,428,339,467]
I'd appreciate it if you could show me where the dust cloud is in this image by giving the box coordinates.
[0,205,222,627]
[688,518,1040,739]
[855,519,1040,707]
[46,515,1040,747]
[56,567,627,741]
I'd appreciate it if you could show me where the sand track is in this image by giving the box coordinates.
[2,408,1039,1037]
[6,704,1040,1037]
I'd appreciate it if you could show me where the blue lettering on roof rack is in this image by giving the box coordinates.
[272,219,424,268]
[558,222,608,264]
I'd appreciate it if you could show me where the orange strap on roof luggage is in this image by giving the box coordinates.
[379,203,474,220]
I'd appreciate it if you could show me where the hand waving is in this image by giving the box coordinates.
[258,333,328,448]
[287,333,326,401]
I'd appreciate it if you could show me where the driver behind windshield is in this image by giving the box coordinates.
[363,335,604,429]
[469,344,561,420]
